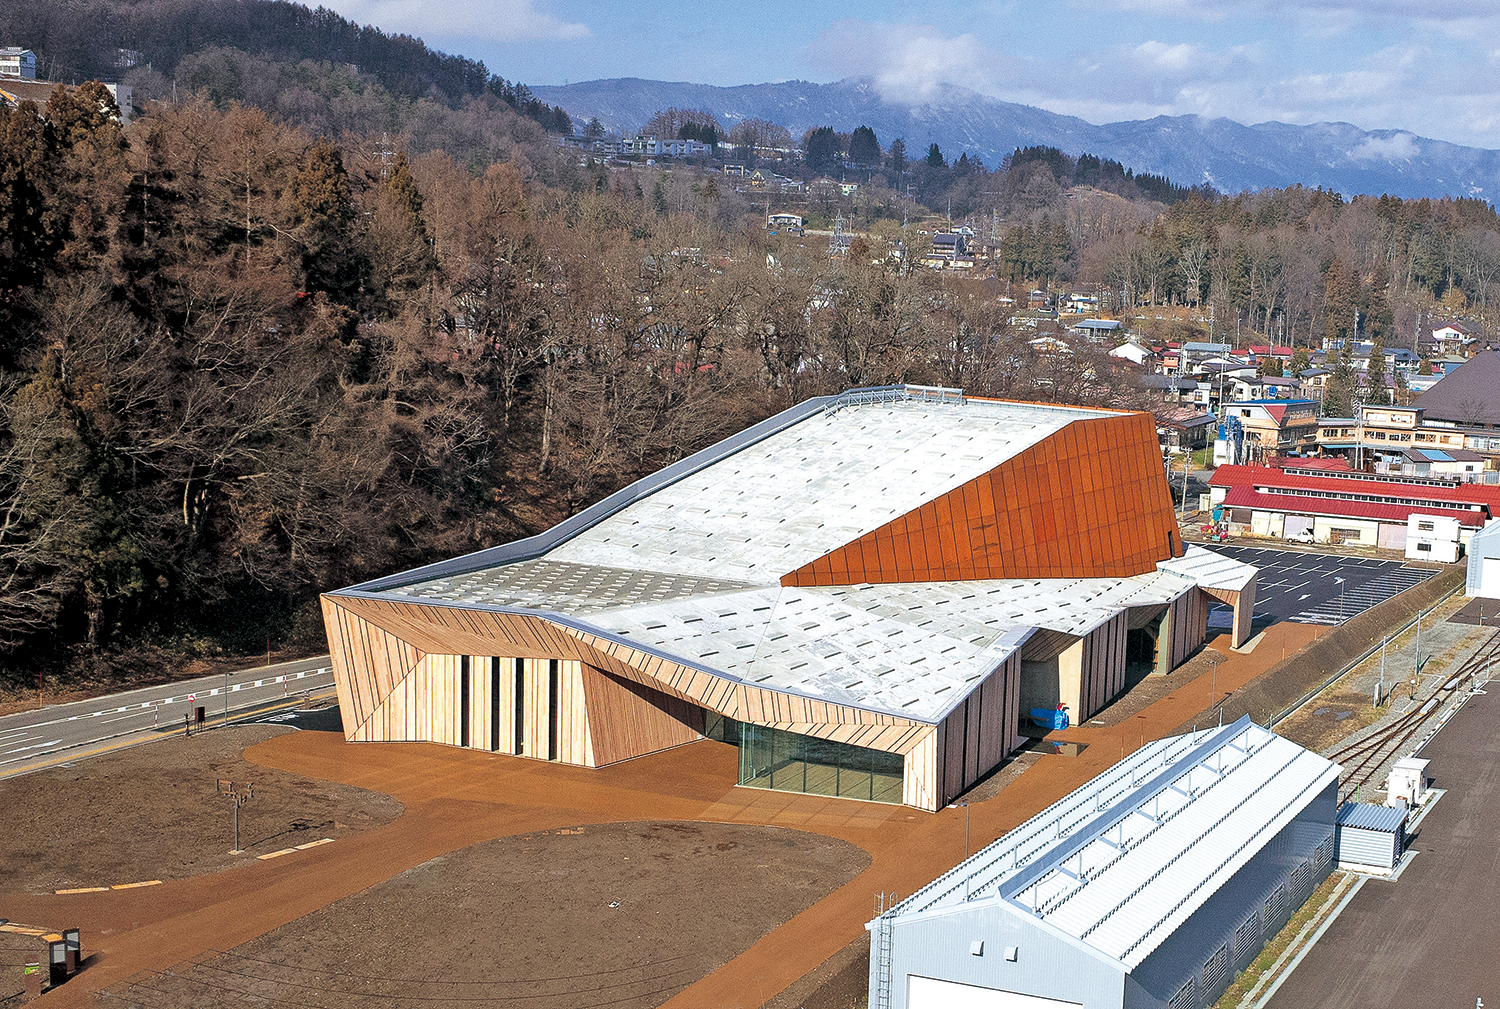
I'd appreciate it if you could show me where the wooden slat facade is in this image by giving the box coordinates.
[931,653,1022,803]
[323,593,1037,810]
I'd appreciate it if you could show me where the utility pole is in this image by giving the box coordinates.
[1414,608,1422,681]
[218,779,254,854]
[1376,636,1386,706]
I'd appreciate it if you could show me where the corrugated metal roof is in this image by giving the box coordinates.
[881,717,1340,968]
[1222,486,1487,528]
[365,392,1259,722]
[1211,465,1500,511]
[1336,802,1406,832]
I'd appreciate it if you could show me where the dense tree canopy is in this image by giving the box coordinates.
[6,63,1500,694]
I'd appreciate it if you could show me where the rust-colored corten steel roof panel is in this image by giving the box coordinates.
[781,412,1180,587]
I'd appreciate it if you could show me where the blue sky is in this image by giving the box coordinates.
[330,0,1500,148]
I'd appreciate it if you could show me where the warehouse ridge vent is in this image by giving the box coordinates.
[323,386,1259,811]
[870,716,1340,1008]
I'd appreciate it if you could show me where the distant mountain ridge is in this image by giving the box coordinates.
[532,77,1500,201]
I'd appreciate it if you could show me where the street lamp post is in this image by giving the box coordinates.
[954,800,971,860]
[1334,577,1346,623]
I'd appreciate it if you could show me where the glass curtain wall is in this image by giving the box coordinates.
[734,722,903,803]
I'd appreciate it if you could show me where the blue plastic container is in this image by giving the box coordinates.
[1029,707,1069,731]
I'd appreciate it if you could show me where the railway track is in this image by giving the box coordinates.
[1328,627,1500,800]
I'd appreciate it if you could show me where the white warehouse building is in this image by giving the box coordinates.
[1468,521,1500,599]
[868,716,1340,1009]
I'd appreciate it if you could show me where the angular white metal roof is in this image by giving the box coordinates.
[883,718,1340,968]
[546,396,1107,582]
[363,391,1257,723]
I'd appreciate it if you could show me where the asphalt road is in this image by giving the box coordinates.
[0,655,336,780]
[1267,682,1500,1008]
[1207,545,1438,627]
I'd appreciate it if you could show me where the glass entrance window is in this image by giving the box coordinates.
[735,722,903,803]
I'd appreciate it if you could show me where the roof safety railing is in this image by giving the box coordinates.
[822,384,965,417]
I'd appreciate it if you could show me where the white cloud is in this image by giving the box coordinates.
[807,21,1500,146]
[336,0,589,43]
[1349,132,1421,161]
[809,20,992,100]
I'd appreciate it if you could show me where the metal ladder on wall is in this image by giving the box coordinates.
[873,911,895,1009]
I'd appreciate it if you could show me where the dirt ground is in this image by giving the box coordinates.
[1273,593,1487,755]
[0,724,401,894]
[94,821,869,1009]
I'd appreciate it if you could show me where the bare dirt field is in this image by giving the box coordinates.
[95,821,870,1009]
[0,724,401,894]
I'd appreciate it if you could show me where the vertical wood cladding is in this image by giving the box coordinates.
[581,666,704,766]
[781,412,1181,587]
[932,653,1023,806]
[322,594,1032,810]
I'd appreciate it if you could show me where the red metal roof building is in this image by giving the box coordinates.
[1208,464,1500,548]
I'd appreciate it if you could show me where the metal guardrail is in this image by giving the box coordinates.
[1267,578,1462,729]
[821,384,964,417]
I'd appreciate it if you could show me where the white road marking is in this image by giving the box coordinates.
[101,712,148,725]
[2,739,62,755]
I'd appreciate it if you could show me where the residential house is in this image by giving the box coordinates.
[1108,339,1154,366]
[1181,341,1232,368]
[1431,322,1474,352]
[1157,407,1216,451]
[1428,354,1468,377]
[1218,399,1319,460]
[1138,374,1197,404]
[1229,374,1299,401]
[0,47,36,78]
[1392,448,1489,481]
[0,75,131,124]
[1074,318,1124,343]
[1244,344,1294,369]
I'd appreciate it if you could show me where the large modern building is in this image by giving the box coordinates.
[322,386,1258,811]
[869,717,1340,1008]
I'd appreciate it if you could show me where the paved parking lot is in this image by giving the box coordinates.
[1209,545,1438,627]
[1266,682,1500,1009]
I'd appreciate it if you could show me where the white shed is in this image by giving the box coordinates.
[1386,757,1430,807]
[868,717,1339,1009]
[1405,513,1462,563]
[1334,802,1406,873]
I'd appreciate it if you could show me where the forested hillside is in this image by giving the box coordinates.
[3,65,1499,694]
[1,0,574,158]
